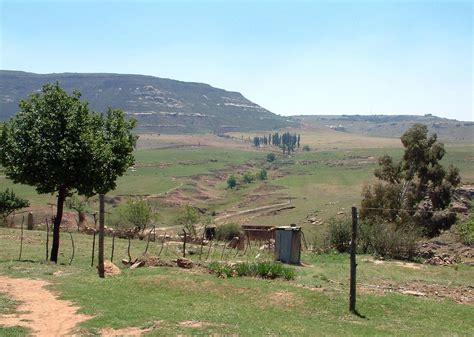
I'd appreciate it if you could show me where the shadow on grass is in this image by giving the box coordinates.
[351,309,368,319]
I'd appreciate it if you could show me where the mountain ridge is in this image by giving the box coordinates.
[0,70,293,133]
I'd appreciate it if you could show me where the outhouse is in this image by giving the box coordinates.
[274,225,301,264]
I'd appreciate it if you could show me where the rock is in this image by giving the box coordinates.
[104,260,121,276]
[130,260,145,269]
[451,203,468,213]
[401,290,426,297]
[177,257,193,269]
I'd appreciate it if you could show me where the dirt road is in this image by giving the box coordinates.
[0,275,91,336]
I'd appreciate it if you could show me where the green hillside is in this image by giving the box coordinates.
[0,70,294,133]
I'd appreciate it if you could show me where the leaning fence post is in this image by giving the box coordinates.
[110,232,116,262]
[68,229,75,266]
[350,206,358,313]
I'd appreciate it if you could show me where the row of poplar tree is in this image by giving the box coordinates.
[253,132,301,154]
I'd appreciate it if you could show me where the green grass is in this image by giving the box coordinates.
[2,141,472,233]
[0,292,30,336]
[0,227,473,336]
[0,292,20,315]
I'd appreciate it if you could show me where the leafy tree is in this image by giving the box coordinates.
[175,205,200,236]
[227,175,237,189]
[0,189,29,225]
[123,198,153,232]
[361,124,461,236]
[0,83,137,262]
[266,153,276,162]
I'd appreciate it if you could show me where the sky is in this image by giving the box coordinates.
[0,0,472,121]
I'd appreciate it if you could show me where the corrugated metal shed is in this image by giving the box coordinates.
[274,225,301,265]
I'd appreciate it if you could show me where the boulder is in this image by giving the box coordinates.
[177,257,193,269]
[104,260,121,276]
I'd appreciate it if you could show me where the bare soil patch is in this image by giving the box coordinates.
[101,326,152,336]
[0,275,92,336]
[266,290,304,307]
[360,280,474,305]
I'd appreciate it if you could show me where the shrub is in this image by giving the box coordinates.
[216,223,241,241]
[123,198,153,232]
[456,216,474,246]
[175,205,200,236]
[243,172,255,184]
[302,145,310,152]
[327,217,351,252]
[257,169,267,180]
[0,189,29,226]
[359,220,420,259]
[227,175,237,189]
[208,261,295,280]
[266,153,276,162]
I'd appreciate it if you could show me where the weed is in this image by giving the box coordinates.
[208,261,295,280]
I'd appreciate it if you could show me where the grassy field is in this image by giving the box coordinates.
[0,227,473,336]
[1,132,473,237]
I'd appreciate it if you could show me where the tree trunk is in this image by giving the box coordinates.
[98,194,105,278]
[50,186,67,263]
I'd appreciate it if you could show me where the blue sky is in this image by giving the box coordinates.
[1,0,472,120]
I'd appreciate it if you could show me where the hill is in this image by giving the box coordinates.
[0,70,293,133]
[290,114,474,143]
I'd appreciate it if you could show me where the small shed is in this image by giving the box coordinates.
[274,225,301,265]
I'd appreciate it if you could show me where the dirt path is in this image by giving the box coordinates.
[0,275,92,336]
[214,201,292,223]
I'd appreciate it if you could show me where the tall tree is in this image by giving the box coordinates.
[0,83,137,262]
[361,124,461,236]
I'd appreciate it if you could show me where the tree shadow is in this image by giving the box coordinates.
[351,309,368,319]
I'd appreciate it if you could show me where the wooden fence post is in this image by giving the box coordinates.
[350,206,358,313]
[182,230,187,258]
[98,194,105,278]
[45,218,50,261]
[18,216,24,261]
[91,231,96,267]
[110,233,115,263]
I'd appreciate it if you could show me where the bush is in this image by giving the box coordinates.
[0,189,29,225]
[243,172,255,184]
[208,261,295,280]
[257,169,267,180]
[227,175,237,189]
[216,223,241,241]
[327,217,351,252]
[359,220,420,259]
[175,205,200,236]
[302,145,310,152]
[123,198,153,232]
[456,216,474,246]
[266,153,276,162]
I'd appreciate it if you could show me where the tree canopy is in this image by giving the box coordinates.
[0,188,29,224]
[0,83,137,262]
[361,124,461,236]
